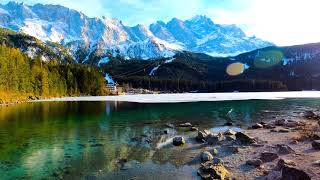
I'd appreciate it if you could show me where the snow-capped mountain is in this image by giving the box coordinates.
[0,2,273,63]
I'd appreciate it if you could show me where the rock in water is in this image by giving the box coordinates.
[235,132,256,144]
[260,152,279,162]
[282,165,311,180]
[179,123,192,127]
[201,151,213,162]
[197,131,209,142]
[246,159,263,167]
[173,137,185,146]
[312,140,320,150]
[190,127,198,131]
[252,123,264,129]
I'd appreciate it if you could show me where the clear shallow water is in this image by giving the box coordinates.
[0,99,320,179]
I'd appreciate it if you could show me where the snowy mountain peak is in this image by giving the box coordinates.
[0,2,273,62]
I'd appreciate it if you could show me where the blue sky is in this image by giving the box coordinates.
[3,0,320,46]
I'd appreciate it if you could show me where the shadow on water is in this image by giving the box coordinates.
[0,99,319,179]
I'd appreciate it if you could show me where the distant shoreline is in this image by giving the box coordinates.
[31,91,320,104]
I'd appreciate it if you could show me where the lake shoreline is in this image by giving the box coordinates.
[100,109,320,179]
[32,91,320,104]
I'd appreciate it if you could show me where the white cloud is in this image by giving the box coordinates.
[206,0,320,46]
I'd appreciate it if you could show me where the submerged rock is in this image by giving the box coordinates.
[235,132,256,144]
[260,152,279,162]
[201,151,214,162]
[173,137,186,146]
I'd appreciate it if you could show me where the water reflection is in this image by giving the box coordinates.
[0,99,319,179]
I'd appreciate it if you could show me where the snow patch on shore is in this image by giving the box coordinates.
[32,91,320,104]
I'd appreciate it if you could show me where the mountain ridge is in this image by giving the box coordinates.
[0,1,273,62]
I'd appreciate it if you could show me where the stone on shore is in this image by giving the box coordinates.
[276,144,295,154]
[246,159,263,167]
[197,161,230,180]
[235,132,256,144]
[206,134,220,145]
[173,137,185,146]
[224,129,236,136]
[201,151,213,162]
[252,123,264,129]
[282,165,311,180]
[276,159,296,170]
[274,119,288,126]
[190,127,198,131]
[260,152,279,162]
[304,111,318,119]
[196,130,210,142]
[312,140,320,150]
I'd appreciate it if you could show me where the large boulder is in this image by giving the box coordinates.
[201,151,213,162]
[173,137,186,146]
[281,165,311,180]
[197,161,230,180]
[260,152,279,162]
[235,132,256,144]
[312,140,320,150]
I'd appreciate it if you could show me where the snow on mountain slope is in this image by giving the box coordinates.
[0,2,273,62]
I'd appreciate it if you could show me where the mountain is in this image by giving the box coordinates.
[0,2,272,63]
[150,15,272,56]
[0,28,74,63]
[103,43,320,92]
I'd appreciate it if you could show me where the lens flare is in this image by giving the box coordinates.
[226,62,246,76]
[254,50,284,68]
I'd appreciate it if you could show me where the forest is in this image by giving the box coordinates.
[0,45,108,103]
